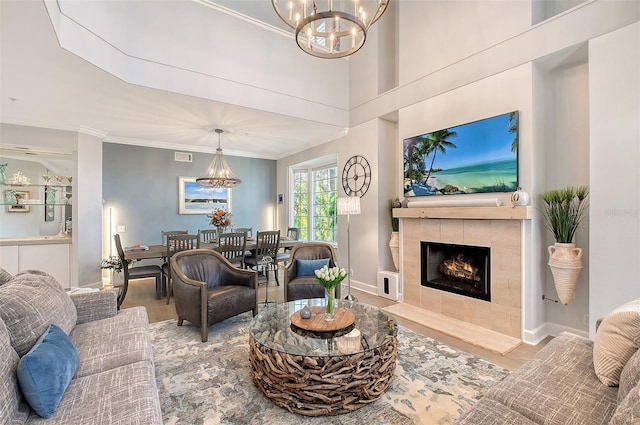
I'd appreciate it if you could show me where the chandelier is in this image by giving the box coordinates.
[272,0,390,59]
[196,128,242,188]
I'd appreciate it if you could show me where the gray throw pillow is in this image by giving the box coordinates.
[0,268,13,286]
[0,318,30,423]
[618,348,640,403]
[0,272,77,356]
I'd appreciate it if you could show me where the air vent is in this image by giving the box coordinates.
[174,152,193,162]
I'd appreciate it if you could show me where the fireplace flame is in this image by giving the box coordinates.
[440,254,480,282]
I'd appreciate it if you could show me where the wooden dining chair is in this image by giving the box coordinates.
[197,229,217,248]
[163,233,198,304]
[277,227,301,266]
[114,234,164,308]
[217,232,247,268]
[161,230,188,245]
[232,227,253,238]
[244,230,281,285]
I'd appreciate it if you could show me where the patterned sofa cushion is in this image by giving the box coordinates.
[485,333,618,425]
[0,318,30,424]
[456,397,538,425]
[24,361,163,425]
[0,267,13,286]
[618,347,640,403]
[0,272,77,356]
[70,307,153,378]
[609,385,640,425]
[593,298,640,386]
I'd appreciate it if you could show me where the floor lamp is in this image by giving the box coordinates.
[337,196,361,301]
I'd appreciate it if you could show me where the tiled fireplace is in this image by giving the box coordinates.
[398,207,528,340]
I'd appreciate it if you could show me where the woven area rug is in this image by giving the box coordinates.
[150,312,509,425]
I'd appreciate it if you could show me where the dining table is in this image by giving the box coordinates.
[124,238,302,261]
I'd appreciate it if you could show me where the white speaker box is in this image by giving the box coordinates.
[377,271,400,301]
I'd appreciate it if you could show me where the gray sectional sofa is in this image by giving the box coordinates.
[456,332,640,424]
[0,269,163,424]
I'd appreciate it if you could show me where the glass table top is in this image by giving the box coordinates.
[249,299,397,357]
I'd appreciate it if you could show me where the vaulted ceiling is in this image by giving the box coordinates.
[0,1,356,160]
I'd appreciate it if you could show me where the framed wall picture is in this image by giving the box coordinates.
[6,190,30,213]
[178,176,231,215]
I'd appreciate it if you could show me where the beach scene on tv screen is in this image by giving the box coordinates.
[403,111,518,197]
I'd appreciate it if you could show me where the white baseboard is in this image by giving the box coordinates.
[341,280,406,300]
[523,321,589,346]
[522,323,548,346]
[346,279,377,295]
[546,322,589,339]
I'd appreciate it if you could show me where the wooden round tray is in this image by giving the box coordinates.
[290,306,355,332]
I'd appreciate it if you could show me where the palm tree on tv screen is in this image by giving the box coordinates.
[423,129,458,188]
[508,111,519,153]
[404,136,428,182]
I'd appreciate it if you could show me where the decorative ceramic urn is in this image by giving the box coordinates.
[510,187,530,206]
[548,242,583,305]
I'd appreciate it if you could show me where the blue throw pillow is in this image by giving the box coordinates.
[17,324,79,418]
[297,258,330,277]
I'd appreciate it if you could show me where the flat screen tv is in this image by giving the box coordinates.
[403,111,519,197]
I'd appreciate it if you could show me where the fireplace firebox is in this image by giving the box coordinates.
[421,242,491,301]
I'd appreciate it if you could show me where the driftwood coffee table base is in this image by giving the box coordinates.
[249,335,398,416]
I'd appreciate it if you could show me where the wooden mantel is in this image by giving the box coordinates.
[393,206,532,220]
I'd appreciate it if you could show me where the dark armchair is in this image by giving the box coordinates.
[170,249,258,342]
[284,242,340,302]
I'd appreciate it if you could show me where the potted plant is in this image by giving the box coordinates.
[101,255,124,288]
[388,198,401,271]
[541,186,589,305]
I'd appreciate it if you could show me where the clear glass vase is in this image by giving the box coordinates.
[325,287,335,321]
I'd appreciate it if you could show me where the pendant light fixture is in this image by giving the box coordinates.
[196,128,242,188]
[272,0,390,59]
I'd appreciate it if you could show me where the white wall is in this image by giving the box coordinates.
[74,132,103,287]
[588,22,640,338]
[377,118,398,272]
[536,50,591,334]
[398,1,531,86]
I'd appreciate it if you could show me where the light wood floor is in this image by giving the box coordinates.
[122,272,549,371]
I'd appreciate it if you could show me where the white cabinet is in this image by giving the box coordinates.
[0,240,71,289]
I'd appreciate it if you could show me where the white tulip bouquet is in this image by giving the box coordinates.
[314,265,347,319]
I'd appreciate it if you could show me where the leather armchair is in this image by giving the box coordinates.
[284,242,340,302]
[170,249,258,342]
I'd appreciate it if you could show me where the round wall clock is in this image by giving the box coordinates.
[342,155,371,197]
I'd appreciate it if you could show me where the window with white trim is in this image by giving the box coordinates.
[291,163,337,243]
